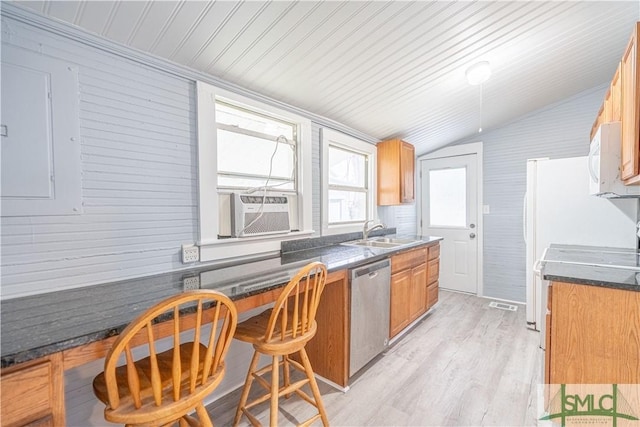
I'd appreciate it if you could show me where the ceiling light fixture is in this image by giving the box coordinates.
[465,61,492,133]
[465,61,491,86]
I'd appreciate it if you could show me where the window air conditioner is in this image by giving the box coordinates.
[230,193,291,237]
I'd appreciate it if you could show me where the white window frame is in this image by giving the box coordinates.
[321,128,377,235]
[196,82,313,262]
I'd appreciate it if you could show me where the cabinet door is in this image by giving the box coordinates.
[611,64,622,122]
[621,25,639,181]
[549,282,640,384]
[400,141,415,203]
[427,258,439,285]
[427,281,439,310]
[389,270,412,338]
[590,104,605,141]
[409,264,427,321]
[0,354,65,427]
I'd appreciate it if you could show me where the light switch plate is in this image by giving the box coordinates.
[182,244,200,263]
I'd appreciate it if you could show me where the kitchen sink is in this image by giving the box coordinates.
[369,237,417,244]
[343,240,403,248]
[342,237,422,249]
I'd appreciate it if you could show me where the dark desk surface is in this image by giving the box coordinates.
[542,244,640,292]
[1,236,442,368]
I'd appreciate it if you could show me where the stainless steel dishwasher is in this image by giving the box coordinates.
[349,259,391,377]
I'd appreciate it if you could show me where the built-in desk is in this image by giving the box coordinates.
[1,236,442,426]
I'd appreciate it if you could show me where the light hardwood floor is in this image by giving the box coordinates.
[207,290,542,426]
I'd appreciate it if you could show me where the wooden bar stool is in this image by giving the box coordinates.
[92,290,238,427]
[233,262,329,427]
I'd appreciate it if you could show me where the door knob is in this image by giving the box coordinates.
[470,233,476,239]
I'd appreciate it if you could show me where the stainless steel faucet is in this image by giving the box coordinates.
[363,220,385,241]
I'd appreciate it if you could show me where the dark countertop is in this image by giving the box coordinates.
[0,235,442,368]
[541,244,640,292]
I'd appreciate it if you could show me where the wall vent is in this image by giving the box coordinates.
[488,301,518,311]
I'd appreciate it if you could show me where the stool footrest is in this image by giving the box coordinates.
[252,372,272,392]
[286,357,306,373]
[299,413,322,427]
[245,378,310,411]
[241,407,262,427]
[294,388,316,407]
[280,379,309,398]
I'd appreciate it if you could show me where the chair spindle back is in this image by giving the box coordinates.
[264,262,327,343]
[103,291,237,412]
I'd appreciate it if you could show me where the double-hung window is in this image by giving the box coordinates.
[196,82,312,261]
[216,101,297,192]
[322,128,377,235]
[327,145,367,223]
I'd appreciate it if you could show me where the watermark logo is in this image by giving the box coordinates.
[539,384,639,426]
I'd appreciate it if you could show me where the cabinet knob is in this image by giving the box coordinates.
[469,233,476,239]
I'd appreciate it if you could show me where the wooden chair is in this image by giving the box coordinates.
[233,261,329,427]
[92,290,238,427]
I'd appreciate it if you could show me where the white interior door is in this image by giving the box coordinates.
[421,154,478,294]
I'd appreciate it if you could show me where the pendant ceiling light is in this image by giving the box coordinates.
[465,61,492,86]
[465,61,492,133]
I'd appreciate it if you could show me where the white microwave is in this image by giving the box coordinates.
[588,122,640,198]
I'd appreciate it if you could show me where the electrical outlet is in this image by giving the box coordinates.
[183,276,200,291]
[182,244,200,263]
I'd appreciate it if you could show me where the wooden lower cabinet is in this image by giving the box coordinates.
[427,281,439,310]
[0,353,65,427]
[408,264,427,321]
[389,243,440,339]
[546,281,640,384]
[303,269,350,387]
[390,269,413,338]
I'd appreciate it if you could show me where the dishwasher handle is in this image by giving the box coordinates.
[351,259,391,280]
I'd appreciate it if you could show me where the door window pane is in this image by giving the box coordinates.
[429,167,466,227]
[328,190,366,223]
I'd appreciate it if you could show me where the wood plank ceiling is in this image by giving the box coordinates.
[14,1,640,154]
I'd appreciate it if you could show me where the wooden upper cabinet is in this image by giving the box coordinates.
[377,139,415,205]
[611,64,622,122]
[604,88,613,122]
[590,104,605,141]
[621,22,640,182]
[400,141,415,202]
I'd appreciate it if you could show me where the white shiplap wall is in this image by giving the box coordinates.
[378,204,417,236]
[449,85,608,302]
[0,18,336,299]
[1,16,198,298]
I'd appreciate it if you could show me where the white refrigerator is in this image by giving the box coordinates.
[524,156,638,336]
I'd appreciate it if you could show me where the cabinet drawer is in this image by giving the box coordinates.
[391,247,426,274]
[428,281,439,309]
[1,361,53,427]
[427,244,440,260]
[427,259,439,284]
